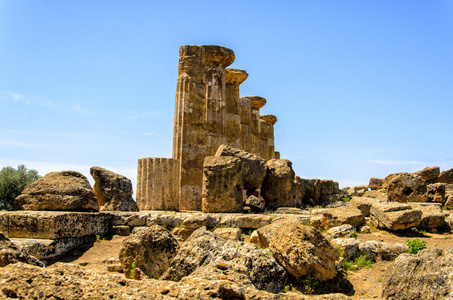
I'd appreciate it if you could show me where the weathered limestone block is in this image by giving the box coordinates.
[0,233,44,267]
[202,156,243,213]
[387,173,428,203]
[119,225,179,279]
[109,212,147,226]
[0,211,110,239]
[90,166,138,212]
[331,238,360,259]
[244,195,265,212]
[362,190,389,202]
[439,168,453,184]
[383,248,453,299]
[172,45,235,211]
[256,219,339,281]
[370,202,422,231]
[229,214,273,229]
[368,177,384,190]
[349,196,381,217]
[12,236,90,260]
[294,176,305,206]
[213,227,242,240]
[415,166,440,183]
[161,227,287,293]
[324,224,355,241]
[303,179,322,204]
[15,171,99,212]
[425,183,446,204]
[445,184,453,207]
[320,207,365,229]
[136,157,179,211]
[215,144,267,192]
[410,203,445,229]
[359,240,408,261]
[261,159,296,207]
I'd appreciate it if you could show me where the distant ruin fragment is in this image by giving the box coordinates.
[137,45,278,211]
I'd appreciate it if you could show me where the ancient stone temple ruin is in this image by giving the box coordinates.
[136,45,278,211]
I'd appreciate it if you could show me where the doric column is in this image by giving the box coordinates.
[248,96,266,156]
[260,114,277,160]
[136,157,180,211]
[172,45,234,211]
[225,68,248,148]
[239,97,252,153]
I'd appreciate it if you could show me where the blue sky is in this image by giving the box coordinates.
[1,1,452,194]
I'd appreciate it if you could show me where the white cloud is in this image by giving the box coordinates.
[0,139,48,148]
[1,92,30,104]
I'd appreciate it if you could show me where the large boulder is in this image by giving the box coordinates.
[383,248,453,299]
[387,173,428,203]
[370,202,422,231]
[410,203,445,229]
[90,166,138,212]
[0,233,44,267]
[202,156,243,213]
[261,159,296,207]
[368,177,384,190]
[425,183,446,204]
[15,171,99,212]
[161,227,288,293]
[414,166,440,183]
[445,184,453,207]
[303,179,322,204]
[438,168,453,184]
[320,207,365,229]
[255,219,339,281]
[215,144,267,192]
[119,225,179,279]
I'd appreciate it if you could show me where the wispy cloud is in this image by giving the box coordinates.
[1,92,30,104]
[2,91,92,116]
[368,160,431,167]
[0,139,48,148]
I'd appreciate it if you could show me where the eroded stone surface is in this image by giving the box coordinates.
[256,219,339,281]
[202,156,243,213]
[161,227,288,293]
[90,166,138,212]
[383,248,453,299]
[15,171,99,212]
[370,202,422,231]
[119,225,179,279]
[261,159,296,207]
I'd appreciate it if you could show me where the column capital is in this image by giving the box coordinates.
[225,68,248,85]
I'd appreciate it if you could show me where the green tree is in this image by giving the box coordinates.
[0,165,40,210]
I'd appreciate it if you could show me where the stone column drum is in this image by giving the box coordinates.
[225,68,248,148]
[248,96,267,156]
[260,114,277,161]
[172,45,235,211]
[136,158,180,211]
[239,96,253,154]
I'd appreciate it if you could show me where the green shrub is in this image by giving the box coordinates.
[406,238,426,254]
[0,165,40,210]
[342,196,351,202]
[343,254,374,271]
[298,274,322,294]
[130,262,137,277]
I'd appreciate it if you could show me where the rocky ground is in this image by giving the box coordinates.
[23,225,452,299]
